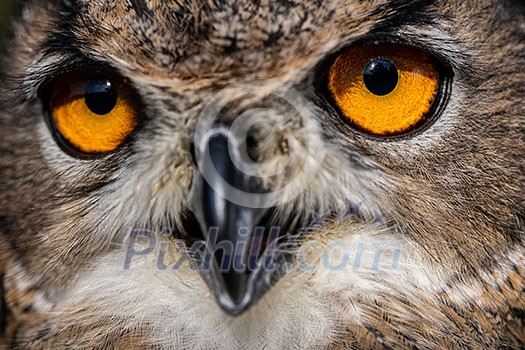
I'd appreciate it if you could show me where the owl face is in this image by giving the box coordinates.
[0,0,523,348]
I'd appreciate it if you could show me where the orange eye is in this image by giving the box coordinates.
[328,44,441,137]
[49,74,138,155]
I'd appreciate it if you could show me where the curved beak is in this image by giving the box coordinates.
[190,130,274,315]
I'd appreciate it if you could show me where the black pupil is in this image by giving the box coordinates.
[84,78,118,115]
[363,58,398,96]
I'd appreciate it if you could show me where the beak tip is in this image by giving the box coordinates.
[217,296,250,316]
[200,269,254,316]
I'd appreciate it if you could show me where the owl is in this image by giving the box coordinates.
[0,0,523,348]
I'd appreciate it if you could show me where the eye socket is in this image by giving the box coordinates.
[327,43,442,137]
[47,72,138,155]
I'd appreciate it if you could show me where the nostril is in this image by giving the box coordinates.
[246,134,259,163]
[190,141,198,166]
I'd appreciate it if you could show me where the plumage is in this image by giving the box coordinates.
[0,0,523,348]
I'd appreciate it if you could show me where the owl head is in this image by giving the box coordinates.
[0,0,523,348]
